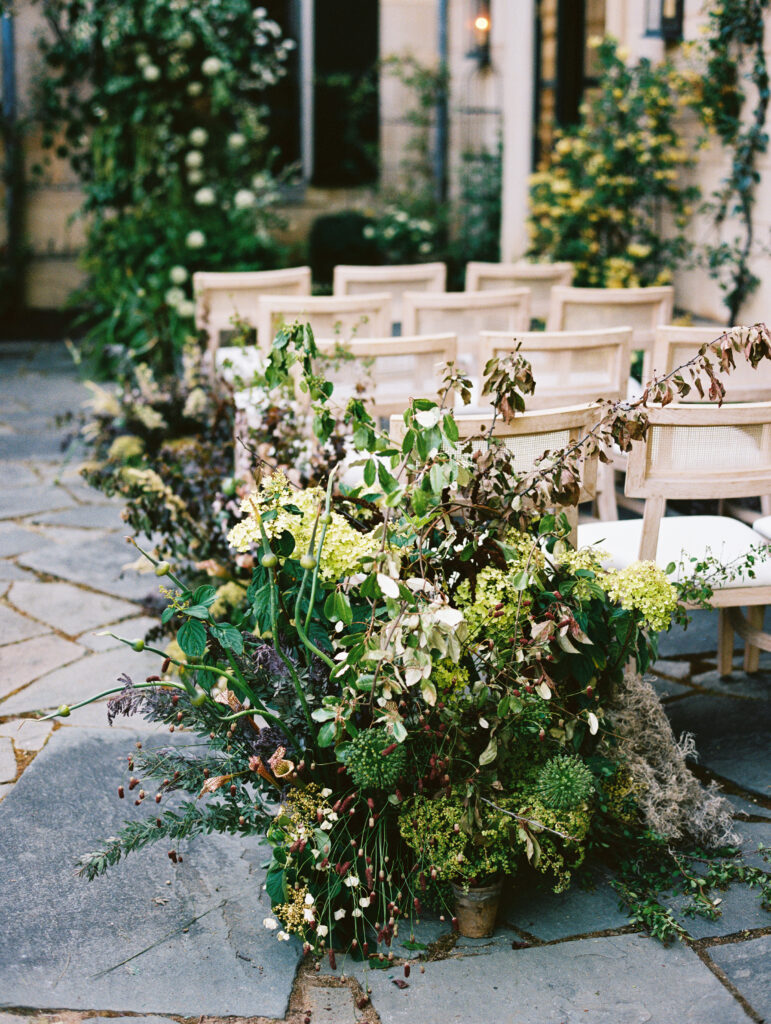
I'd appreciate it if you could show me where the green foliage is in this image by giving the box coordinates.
[528,37,699,287]
[700,0,770,321]
[536,754,595,811]
[35,0,293,374]
[343,728,406,790]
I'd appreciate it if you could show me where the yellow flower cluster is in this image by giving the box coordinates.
[430,660,471,709]
[274,884,310,933]
[227,472,378,581]
[602,561,678,632]
[107,434,145,461]
[210,581,248,619]
[119,466,186,519]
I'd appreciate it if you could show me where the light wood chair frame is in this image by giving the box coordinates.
[546,285,674,366]
[625,402,771,674]
[390,403,599,546]
[314,333,457,420]
[256,293,392,353]
[194,266,312,358]
[333,262,446,297]
[465,261,573,320]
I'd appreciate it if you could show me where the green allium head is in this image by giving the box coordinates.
[344,729,406,790]
[536,754,595,811]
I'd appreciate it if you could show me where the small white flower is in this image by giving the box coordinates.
[284,38,297,50]
[363,225,375,239]
[185,230,206,250]
[254,6,267,16]
[177,299,196,318]
[333,908,346,921]
[303,907,315,923]
[185,150,203,169]
[352,908,362,918]
[187,169,204,185]
[202,56,224,76]
[419,242,432,255]
[234,188,256,209]
[320,787,332,798]
[343,874,359,888]
[228,132,247,150]
[263,917,278,929]
[415,408,440,428]
[304,893,315,906]
[194,186,216,206]
[317,924,329,937]
[164,287,185,308]
[276,930,291,941]
[136,53,151,68]
[177,30,195,49]
[142,64,161,81]
[187,81,204,96]
[169,265,188,284]
[189,127,208,147]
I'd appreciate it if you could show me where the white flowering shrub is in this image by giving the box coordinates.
[37,0,295,374]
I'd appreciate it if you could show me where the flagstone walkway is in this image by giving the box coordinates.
[0,341,769,1024]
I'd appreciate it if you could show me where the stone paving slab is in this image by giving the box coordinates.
[30,503,127,530]
[362,934,752,1024]
[0,736,16,783]
[0,562,34,583]
[0,718,53,751]
[7,580,139,637]
[665,880,770,940]
[707,936,771,1021]
[0,646,162,715]
[0,483,76,520]
[80,615,159,651]
[0,634,84,700]
[503,873,631,942]
[0,526,40,559]
[17,530,156,602]
[0,604,50,644]
[0,462,40,488]
[666,693,770,797]
[0,727,302,1017]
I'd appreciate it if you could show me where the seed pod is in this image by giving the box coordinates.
[117,786,124,799]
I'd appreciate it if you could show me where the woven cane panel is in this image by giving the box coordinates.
[468,428,572,473]
[646,423,767,475]
[324,351,445,407]
[415,307,525,368]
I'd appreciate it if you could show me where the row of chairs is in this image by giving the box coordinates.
[387,400,771,677]
[193,262,673,375]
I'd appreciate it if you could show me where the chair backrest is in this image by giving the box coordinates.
[625,402,771,560]
[651,325,771,403]
[389,403,598,542]
[256,293,392,351]
[315,334,456,420]
[194,267,312,353]
[466,261,573,320]
[546,285,674,352]
[333,263,447,329]
[401,289,531,376]
[480,327,632,409]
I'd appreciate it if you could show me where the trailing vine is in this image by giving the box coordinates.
[701,0,770,322]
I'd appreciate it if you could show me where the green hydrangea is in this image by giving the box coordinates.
[536,754,595,811]
[228,472,378,581]
[602,560,678,632]
[344,729,406,790]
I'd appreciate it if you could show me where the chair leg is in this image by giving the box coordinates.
[718,609,734,677]
[595,462,619,521]
[743,606,764,673]
[762,495,771,516]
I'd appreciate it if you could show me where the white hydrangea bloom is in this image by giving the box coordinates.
[189,127,208,147]
[142,64,161,81]
[234,189,256,209]
[227,132,247,150]
[169,265,188,284]
[185,150,203,169]
[202,56,224,76]
[194,186,216,206]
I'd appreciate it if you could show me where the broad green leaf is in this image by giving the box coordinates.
[392,719,408,743]
[363,458,376,487]
[192,585,217,608]
[443,413,459,442]
[317,721,338,747]
[182,603,210,620]
[209,622,244,654]
[479,735,498,766]
[177,618,207,658]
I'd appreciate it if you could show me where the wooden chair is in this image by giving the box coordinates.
[390,403,599,546]
[547,285,674,379]
[578,402,771,675]
[333,263,447,331]
[466,261,573,321]
[651,325,771,403]
[194,267,311,358]
[401,289,531,377]
[256,293,392,352]
[315,334,457,422]
[481,328,632,521]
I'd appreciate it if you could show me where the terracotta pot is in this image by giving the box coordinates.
[451,878,503,938]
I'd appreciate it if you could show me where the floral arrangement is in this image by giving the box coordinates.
[36,0,294,373]
[528,36,700,288]
[58,322,771,966]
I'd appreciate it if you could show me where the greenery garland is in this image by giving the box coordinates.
[701,0,770,322]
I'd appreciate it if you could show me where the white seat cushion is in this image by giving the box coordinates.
[578,514,771,588]
[753,515,771,542]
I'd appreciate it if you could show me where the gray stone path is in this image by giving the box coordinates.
[0,342,768,1024]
